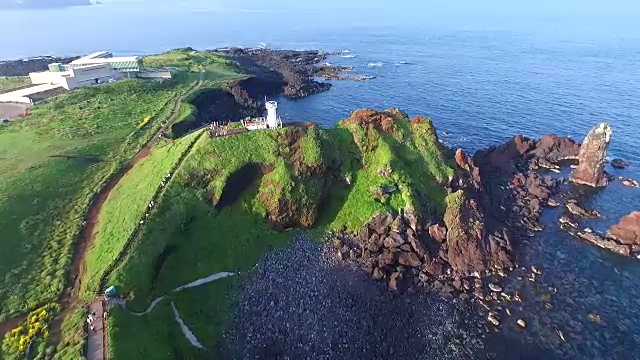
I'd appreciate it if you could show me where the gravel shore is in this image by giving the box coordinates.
[228,234,487,360]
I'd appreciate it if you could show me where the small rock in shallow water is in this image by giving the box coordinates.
[487,313,500,326]
[372,267,384,280]
[619,177,640,188]
[588,313,603,324]
[517,319,526,328]
[547,198,559,207]
[531,266,542,275]
[559,215,579,228]
[610,158,630,169]
[506,308,512,316]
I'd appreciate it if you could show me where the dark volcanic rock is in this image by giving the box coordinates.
[530,134,581,162]
[220,48,331,99]
[608,211,640,246]
[611,158,630,169]
[570,123,612,187]
[0,56,80,77]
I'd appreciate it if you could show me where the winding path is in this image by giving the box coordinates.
[0,74,206,360]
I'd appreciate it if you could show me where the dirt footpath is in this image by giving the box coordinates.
[0,103,27,120]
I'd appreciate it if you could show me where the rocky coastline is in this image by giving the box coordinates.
[326,111,639,330]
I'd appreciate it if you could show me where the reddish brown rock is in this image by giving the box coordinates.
[367,212,393,234]
[608,211,640,246]
[407,231,427,258]
[372,267,384,280]
[428,224,447,243]
[377,250,397,267]
[389,271,402,292]
[531,134,581,162]
[455,148,469,169]
[570,123,612,187]
[422,258,446,277]
[398,251,422,268]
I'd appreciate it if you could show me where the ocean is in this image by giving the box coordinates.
[2,2,640,358]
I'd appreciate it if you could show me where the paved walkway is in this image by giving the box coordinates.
[87,301,105,360]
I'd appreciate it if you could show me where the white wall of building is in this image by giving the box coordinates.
[29,64,119,90]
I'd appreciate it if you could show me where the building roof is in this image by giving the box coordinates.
[0,83,63,99]
[71,56,141,65]
[78,51,111,60]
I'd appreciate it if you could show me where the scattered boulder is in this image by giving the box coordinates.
[487,313,500,326]
[488,283,503,292]
[610,158,630,169]
[608,212,640,246]
[423,259,445,277]
[371,267,384,280]
[389,271,402,292]
[570,123,612,187]
[517,319,527,328]
[546,198,559,207]
[428,224,447,243]
[368,212,393,234]
[559,215,579,229]
[407,231,427,258]
[398,251,422,268]
[565,200,601,219]
[575,230,631,256]
[619,177,639,188]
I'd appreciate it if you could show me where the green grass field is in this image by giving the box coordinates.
[0,77,30,93]
[0,79,190,320]
[144,49,244,82]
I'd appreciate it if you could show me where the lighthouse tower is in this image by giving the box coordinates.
[265,101,281,129]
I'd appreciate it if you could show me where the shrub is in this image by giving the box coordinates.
[2,303,60,356]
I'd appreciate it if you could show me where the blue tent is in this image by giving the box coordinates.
[105,286,118,298]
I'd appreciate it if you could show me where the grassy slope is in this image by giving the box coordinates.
[323,115,454,231]
[0,77,30,93]
[106,114,454,359]
[80,131,204,298]
[0,79,187,319]
[143,49,244,82]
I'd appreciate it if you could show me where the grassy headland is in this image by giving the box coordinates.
[104,109,453,359]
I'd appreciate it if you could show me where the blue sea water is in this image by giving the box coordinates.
[2,2,640,358]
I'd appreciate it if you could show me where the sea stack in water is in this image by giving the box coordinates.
[570,123,612,187]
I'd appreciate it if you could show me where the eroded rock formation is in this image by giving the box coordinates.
[570,123,612,187]
[608,212,640,246]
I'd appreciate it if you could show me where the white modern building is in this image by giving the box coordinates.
[0,51,172,104]
[28,52,146,90]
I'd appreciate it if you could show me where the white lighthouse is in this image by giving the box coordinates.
[265,101,282,129]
